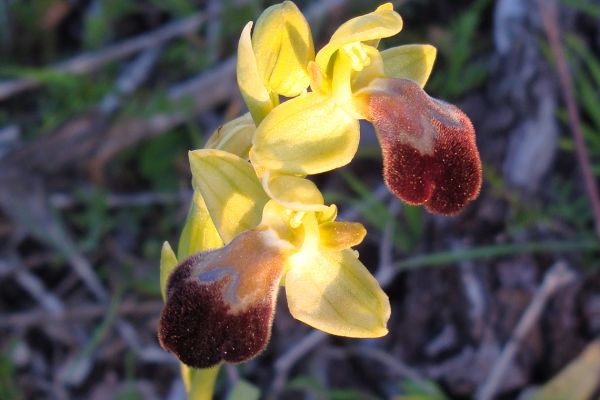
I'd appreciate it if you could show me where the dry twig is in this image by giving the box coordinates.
[0,300,163,329]
[476,261,576,400]
[0,13,204,101]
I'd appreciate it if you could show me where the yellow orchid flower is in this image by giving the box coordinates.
[159,149,389,368]
[251,2,481,215]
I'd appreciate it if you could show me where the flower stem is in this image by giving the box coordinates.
[181,363,221,400]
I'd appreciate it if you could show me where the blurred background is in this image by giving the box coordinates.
[1,0,600,399]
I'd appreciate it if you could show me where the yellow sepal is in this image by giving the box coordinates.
[204,113,256,159]
[315,3,402,76]
[381,44,437,88]
[189,149,269,244]
[250,92,360,175]
[159,241,178,301]
[237,22,278,124]
[319,221,366,251]
[177,191,224,259]
[252,1,314,97]
[285,247,390,338]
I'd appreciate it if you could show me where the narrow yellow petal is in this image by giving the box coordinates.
[204,113,256,159]
[160,241,178,301]
[381,44,437,88]
[251,92,360,175]
[285,247,390,337]
[319,221,366,251]
[237,22,277,124]
[252,1,314,97]
[308,61,330,96]
[189,149,269,243]
[315,4,402,76]
[177,191,224,259]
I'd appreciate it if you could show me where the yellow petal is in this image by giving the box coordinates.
[204,113,256,159]
[319,221,366,251]
[159,241,178,301]
[177,191,224,259]
[252,1,314,97]
[381,44,437,88]
[237,22,278,124]
[264,173,333,213]
[315,3,403,76]
[285,247,390,337]
[189,149,269,243]
[250,92,360,175]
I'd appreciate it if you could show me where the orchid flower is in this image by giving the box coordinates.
[159,149,389,368]
[248,3,481,215]
[157,1,482,376]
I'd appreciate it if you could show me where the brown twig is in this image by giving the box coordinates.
[49,190,192,209]
[0,14,205,101]
[537,0,600,240]
[89,57,237,170]
[269,330,328,399]
[0,300,163,329]
[0,0,264,101]
[476,261,576,400]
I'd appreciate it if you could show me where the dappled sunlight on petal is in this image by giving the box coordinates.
[285,247,390,338]
[237,22,278,124]
[319,221,366,251]
[177,191,224,258]
[252,1,314,97]
[251,92,360,175]
[264,174,332,213]
[204,113,256,159]
[381,44,437,88]
[189,149,269,243]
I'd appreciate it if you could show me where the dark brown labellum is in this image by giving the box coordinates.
[366,78,482,215]
[158,230,285,368]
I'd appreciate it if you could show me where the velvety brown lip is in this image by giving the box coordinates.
[158,230,285,368]
[366,78,482,215]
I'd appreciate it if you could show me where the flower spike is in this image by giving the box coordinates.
[158,2,483,385]
[358,78,482,215]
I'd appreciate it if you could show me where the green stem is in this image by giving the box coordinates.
[181,363,221,400]
[395,239,599,270]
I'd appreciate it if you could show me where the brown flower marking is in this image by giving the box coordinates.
[364,78,482,215]
[158,229,287,368]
